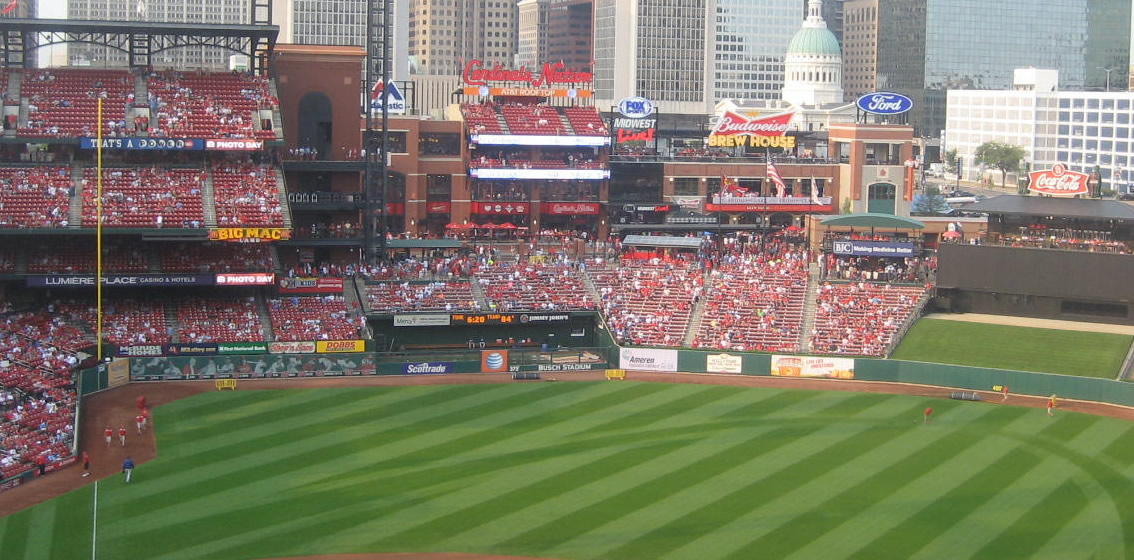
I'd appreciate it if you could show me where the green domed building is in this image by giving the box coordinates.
[783,0,844,106]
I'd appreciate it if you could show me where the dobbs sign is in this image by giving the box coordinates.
[1029,164,1090,196]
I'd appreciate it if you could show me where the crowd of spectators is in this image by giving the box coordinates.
[475,261,596,312]
[588,258,703,347]
[365,281,478,313]
[211,161,283,226]
[81,166,206,228]
[693,241,808,353]
[177,297,266,343]
[296,221,362,239]
[0,166,74,228]
[810,282,930,356]
[268,296,361,341]
[161,243,273,273]
[819,255,933,283]
[148,71,278,139]
[0,304,83,481]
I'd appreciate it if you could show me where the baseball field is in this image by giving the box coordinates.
[2,380,1133,560]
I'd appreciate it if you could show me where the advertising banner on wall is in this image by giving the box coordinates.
[216,273,276,286]
[481,350,510,372]
[218,342,268,355]
[830,240,916,257]
[27,274,214,288]
[619,347,678,372]
[1028,164,1090,196]
[541,202,601,215]
[473,202,529,215]
[771,355,855,379]
[209,228,292,242]
[393,314,453,327]
[268,341,316,354]
[278,277,345,294]
[107,359,131,388]
[316,340,366,353]
[706,353,743,374]
[402,361,455,375]
[81,137,205,151]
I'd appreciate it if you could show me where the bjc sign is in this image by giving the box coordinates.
[1029,164,1089,196]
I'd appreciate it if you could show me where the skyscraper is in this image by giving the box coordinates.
[546,0,593,72]
[409,0,518,76]
[517,0,550,68]
[594,0,710,114]
[713,0,800,102]
[842,0,1132,136]
[67,0,248,69]
[272,0,409,81]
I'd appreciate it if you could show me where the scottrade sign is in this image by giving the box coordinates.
[855,92,913,115]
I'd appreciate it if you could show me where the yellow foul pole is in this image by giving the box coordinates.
[96,98,103,362]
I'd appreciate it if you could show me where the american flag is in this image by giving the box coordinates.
[768,159,787,198]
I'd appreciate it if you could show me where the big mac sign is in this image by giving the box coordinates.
[708,111,796,149]
[1028,164,1090,196]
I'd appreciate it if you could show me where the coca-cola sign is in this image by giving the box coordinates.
[462,60,592,88]
[542,202,600,215]
[1029,164,1089,196]
[710,111,794,137]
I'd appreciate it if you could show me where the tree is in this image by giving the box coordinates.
[973,141,1026,188]
[943,149,958,175]
[911,184,951,215]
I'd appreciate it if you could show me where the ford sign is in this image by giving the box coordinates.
[617,97,654,119]
[856,92,913,115]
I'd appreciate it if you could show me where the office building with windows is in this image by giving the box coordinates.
[273,0,408,82]
[593,0,712,114]
[67,0,248,69]
[843,0,1131,136]
[712,0,800,102]
[516,0,549,68]
[946,69,1134,190]
[408,0,518,77]
[547,0,593,72]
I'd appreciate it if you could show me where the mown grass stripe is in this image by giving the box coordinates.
[24,497,56,560]
[159,387,377,443]
[729,414,996,558]
[491,426,812,554]
[1099,424,1134,467]
[162,384,502,458]
[598,395,918,560]
[970,479,1091,560]
[353,436,701,555]
[104,383,587,532]
[141,387,724,560]
[0,506,31,560]
[314,386,748,551]
[48,484,93,560]
[846,413,1100,560]
[784,408,1047,557]
[452,391,888,556]
[1030,496,1124,560]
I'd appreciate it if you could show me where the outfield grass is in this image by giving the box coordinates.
[892,318,1133,378]
[2,383,1134,560]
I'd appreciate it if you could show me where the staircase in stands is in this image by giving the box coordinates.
[682,268,713,347]
[799,261,821,353]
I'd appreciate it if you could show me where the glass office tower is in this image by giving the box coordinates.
[847,0,1131,136]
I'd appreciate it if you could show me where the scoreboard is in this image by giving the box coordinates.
[449,313,517,325]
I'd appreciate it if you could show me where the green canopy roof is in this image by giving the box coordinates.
[820,213,925,229]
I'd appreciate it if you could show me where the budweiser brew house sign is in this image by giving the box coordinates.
[708,111,796,149]
[1028,164,1089,196]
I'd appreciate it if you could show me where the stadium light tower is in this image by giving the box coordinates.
[364,0,392,264]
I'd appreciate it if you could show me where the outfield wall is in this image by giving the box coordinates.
[619,347,1134,407]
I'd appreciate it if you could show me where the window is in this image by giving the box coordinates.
[672,177,700,196]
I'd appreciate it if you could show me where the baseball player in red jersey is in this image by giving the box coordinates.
[119,426,127,447]
[136,413,145,434]
[923,407,933,424]
[1001,385,1009,402]
[1048,395,1057,416]
[104,426,112,447]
